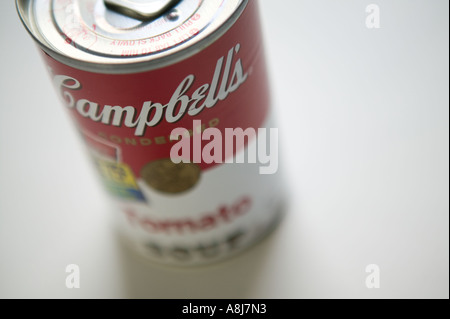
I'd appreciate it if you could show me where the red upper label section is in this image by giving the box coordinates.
[42,0,270,176]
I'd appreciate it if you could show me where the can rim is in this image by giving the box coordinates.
[16,0,248,74]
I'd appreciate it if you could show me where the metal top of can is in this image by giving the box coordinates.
[16,0,246,73]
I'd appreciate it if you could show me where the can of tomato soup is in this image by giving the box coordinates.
[17,0,284,265]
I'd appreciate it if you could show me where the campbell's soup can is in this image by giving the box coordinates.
[17,0,285,265]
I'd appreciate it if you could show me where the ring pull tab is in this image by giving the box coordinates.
[104,0,180,20]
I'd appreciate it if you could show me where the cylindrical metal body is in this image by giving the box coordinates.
[17,0,284,265]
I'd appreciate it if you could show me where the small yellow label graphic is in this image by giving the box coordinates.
[97,160,138,188]
[95,159,146,201]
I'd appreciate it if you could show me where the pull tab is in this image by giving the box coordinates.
[104,0,180,20]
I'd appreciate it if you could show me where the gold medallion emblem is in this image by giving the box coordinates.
[140,159,201,194]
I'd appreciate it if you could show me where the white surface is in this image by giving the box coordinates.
[0,0,448,299]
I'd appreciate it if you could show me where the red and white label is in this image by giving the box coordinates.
[43,0,269,175]
[38,1,282,265]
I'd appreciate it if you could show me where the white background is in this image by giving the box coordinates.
[0,0,448,298]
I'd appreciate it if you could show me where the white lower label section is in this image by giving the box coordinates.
[112,115,285,265]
